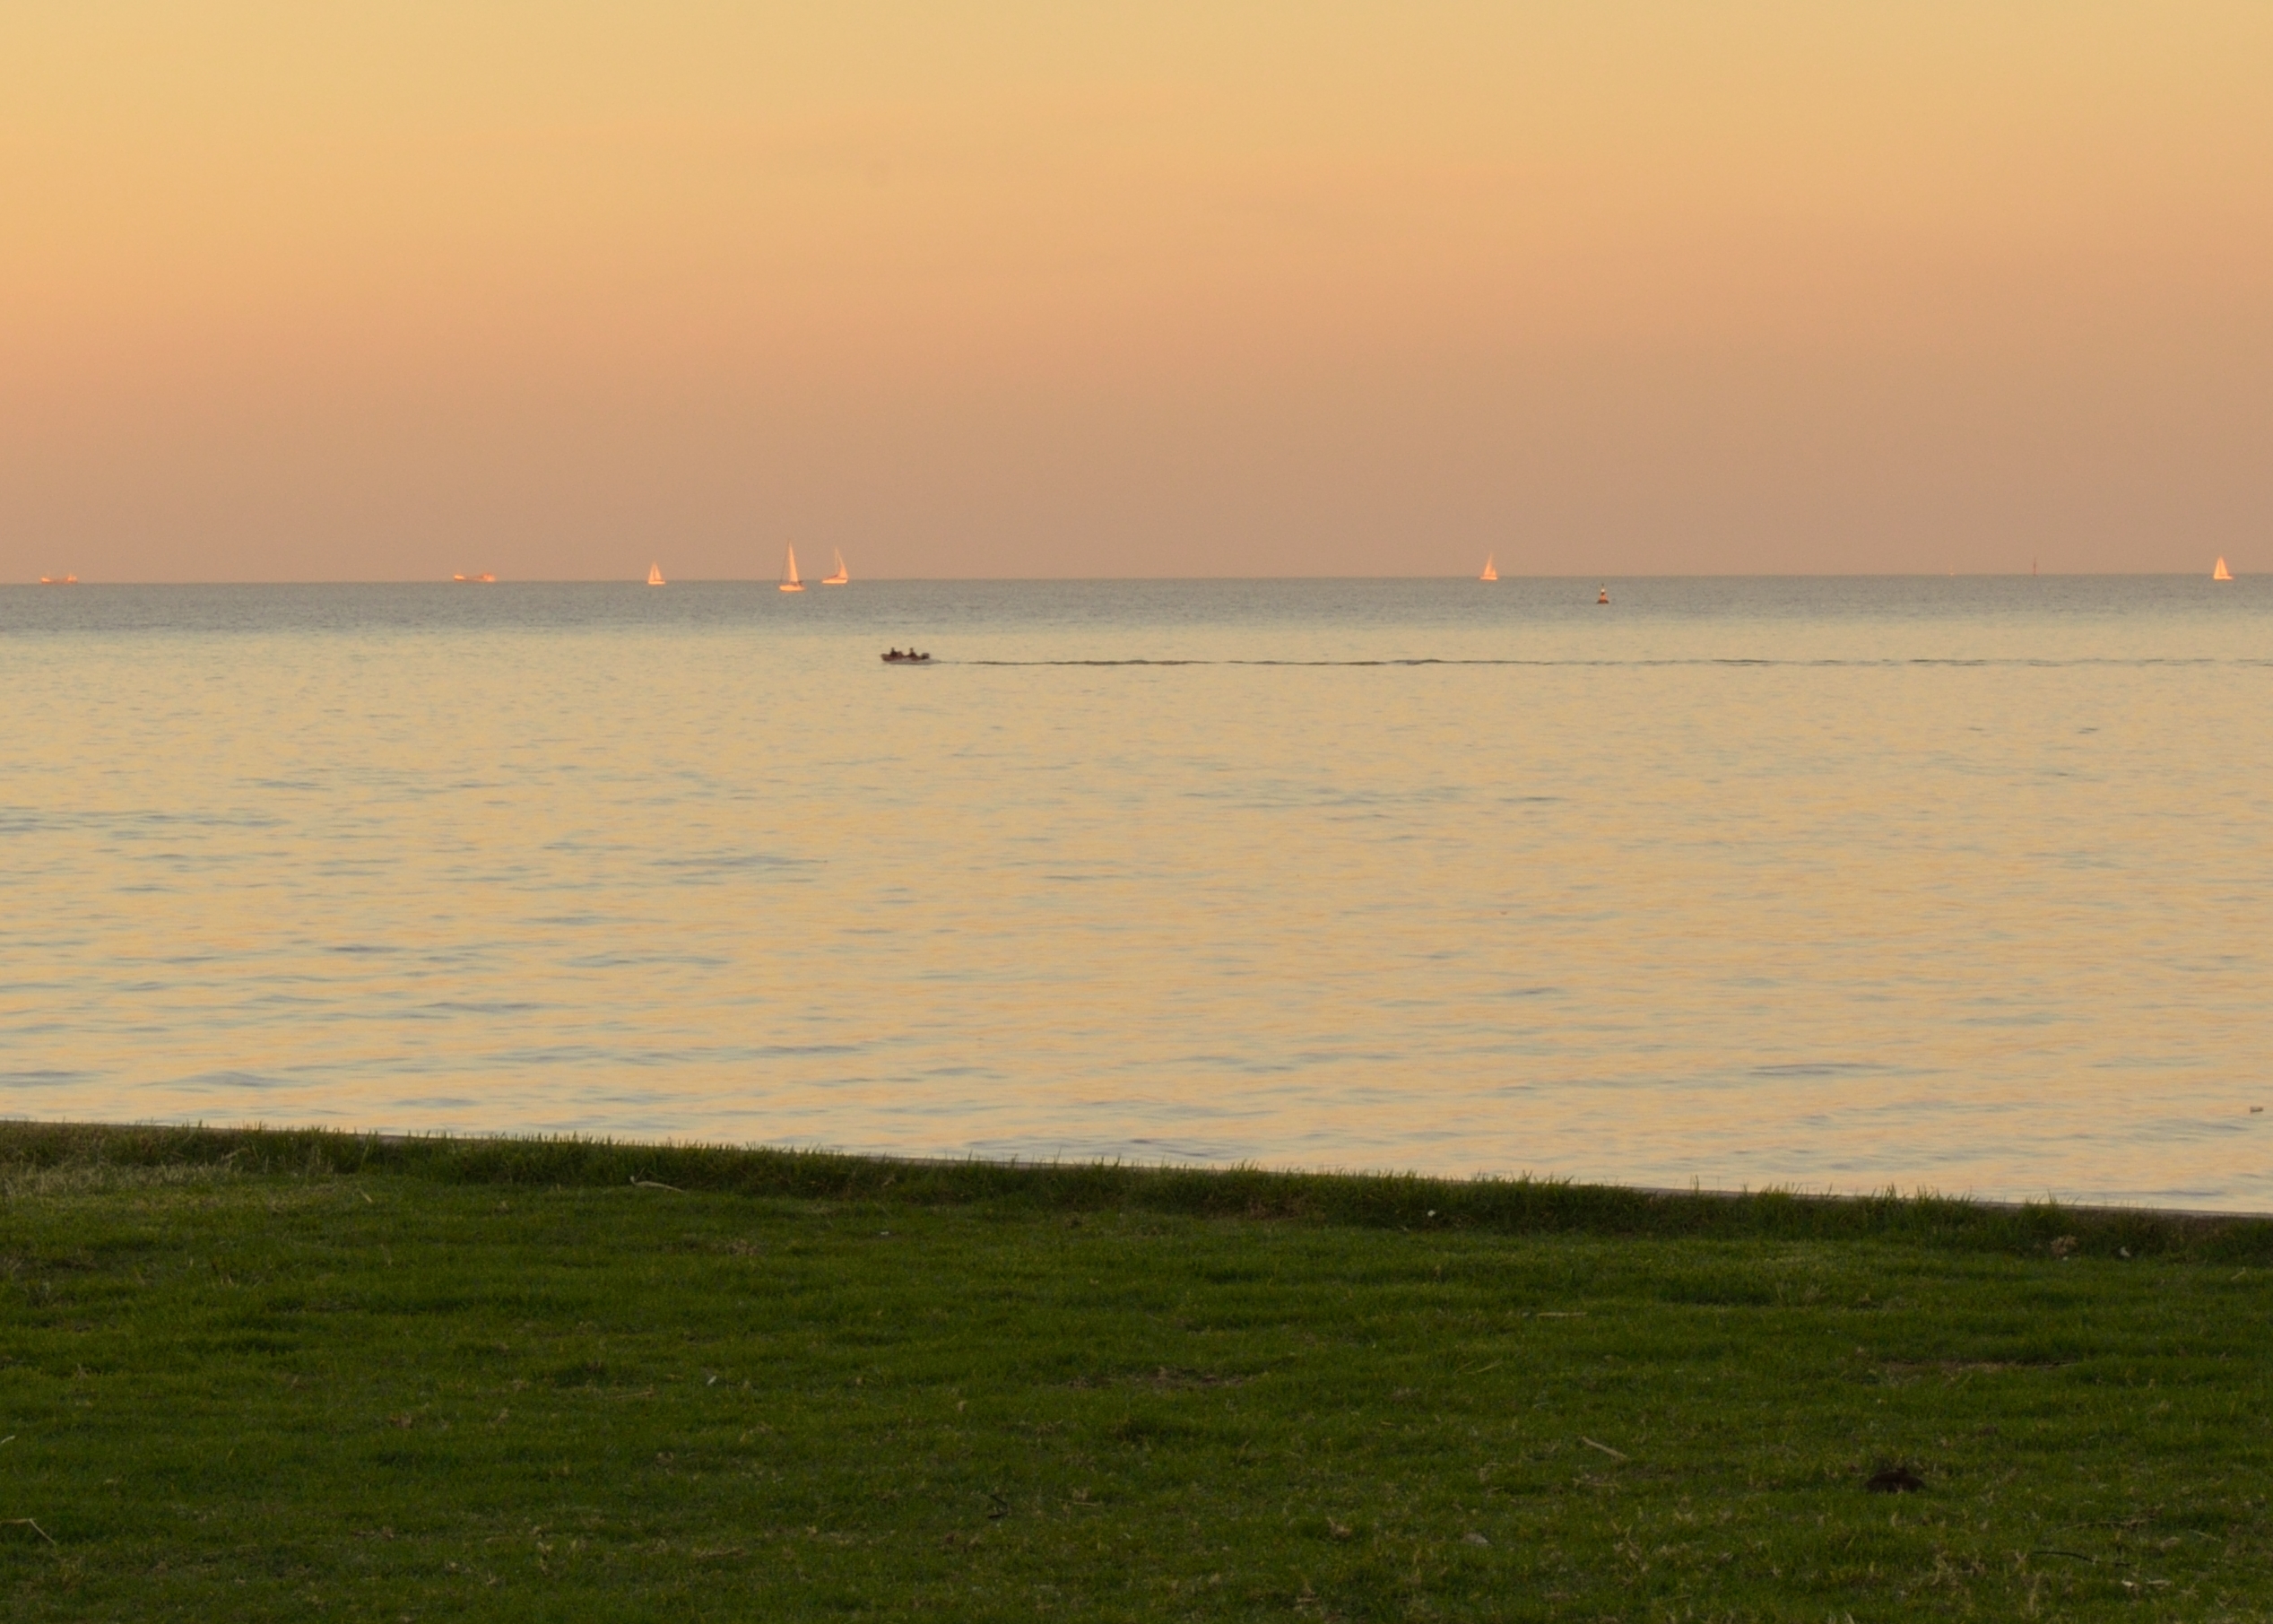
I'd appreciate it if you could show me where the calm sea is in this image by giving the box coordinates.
[3,578,2266,1207]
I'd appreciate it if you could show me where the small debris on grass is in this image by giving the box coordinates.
[1579,1437,1627,1461]
[1463,1531,1490,1546]
[2049,1236,2079,1257]
[1328,1519,1353,1541]
[1866,1464,1925,1494]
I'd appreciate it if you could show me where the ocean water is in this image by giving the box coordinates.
[3,577,2268,1208]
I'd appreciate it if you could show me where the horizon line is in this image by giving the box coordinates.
[6,569,2245,587]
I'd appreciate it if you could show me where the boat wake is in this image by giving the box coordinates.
[959,656,2269,669]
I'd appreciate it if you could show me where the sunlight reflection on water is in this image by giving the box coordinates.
[3,577,2268,1206]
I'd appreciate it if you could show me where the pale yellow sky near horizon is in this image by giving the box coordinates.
[4,2,2268,580]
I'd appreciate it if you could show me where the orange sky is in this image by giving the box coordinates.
[4,2,2269,580]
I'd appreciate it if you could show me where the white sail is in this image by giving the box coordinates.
[2214,556,2234,581]
[646,563,665,586]
[822,549,849,585]
[779,545,804,592]
[1479,553,1497,582]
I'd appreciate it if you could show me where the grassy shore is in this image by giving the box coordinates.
[4,1125,2271,1620]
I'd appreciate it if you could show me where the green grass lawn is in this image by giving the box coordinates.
[4,1127,2271,1620]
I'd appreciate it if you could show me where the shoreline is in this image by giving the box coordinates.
[9,1118,2271,1260]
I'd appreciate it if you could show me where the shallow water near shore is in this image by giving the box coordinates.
[3,576,2268,1206]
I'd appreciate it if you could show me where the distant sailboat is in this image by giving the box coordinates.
[647,563,665,586]
[1479,554,1497,582]
[2214,556,2234,582]
[822,549,849,586]
[779,545,804,593]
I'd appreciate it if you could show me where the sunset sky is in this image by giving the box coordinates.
[4,2,2268,581]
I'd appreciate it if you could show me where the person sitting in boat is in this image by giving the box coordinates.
[888,647,901,658]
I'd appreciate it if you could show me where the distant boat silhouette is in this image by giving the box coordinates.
[822,549,849,586]
[1479,554,1497,582]
[37,574,77,586]
[452,572,496,584]
[780,546,804,593]
[1597,585,1609,604]
[647,563,665,586]
[2214,556,2234,581]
